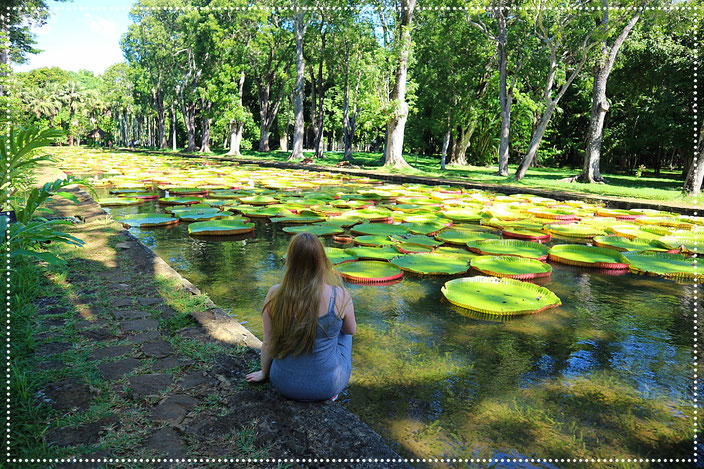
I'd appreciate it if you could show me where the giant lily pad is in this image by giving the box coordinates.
[158,196,203,205]
[98,197,144,206]
[544,223,604,239]
[115,213,178,228]
[336,261,403,283]
[655,235,704,254]
[400,222,447,235]
[241,206,293,218]
[592,235,668,252]
[353,235,398,247]
[621,251,701,281]
[344,246,402,261]
[282,224,343,236]
[467,239,549,261]
[434,246,477,262]
[238,195,279,205]
[441,209,483,223]
[470,256,552,280]
[188,220,254,236]
[502,228,551,242]
[271,210,326,224]
[176,209,233,222]
[350,223,410,236]
[435,229,500,245]
[441,277,561,315]
[325,247,357,265]
[390,234,444,248]
[548,244,630,269]
[390,253,469,275]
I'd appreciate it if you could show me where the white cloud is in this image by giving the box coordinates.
[85,13,119,36]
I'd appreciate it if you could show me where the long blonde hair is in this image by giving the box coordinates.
[266,233,343,358]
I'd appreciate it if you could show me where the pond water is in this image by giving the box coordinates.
[100,185,696,466]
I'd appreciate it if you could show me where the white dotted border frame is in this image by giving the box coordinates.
[0,3,700,465]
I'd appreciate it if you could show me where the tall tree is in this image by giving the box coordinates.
[289,1,317,160]
[514,2,600,181]
[383,0,417,168]
[572,1,642,183]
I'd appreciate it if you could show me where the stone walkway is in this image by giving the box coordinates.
[26,164,407,468]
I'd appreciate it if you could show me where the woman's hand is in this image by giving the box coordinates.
[245,370,267,382]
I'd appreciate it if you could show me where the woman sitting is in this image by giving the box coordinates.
[246,233,356,401]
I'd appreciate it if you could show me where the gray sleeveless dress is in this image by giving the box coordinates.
[269,287,353,401]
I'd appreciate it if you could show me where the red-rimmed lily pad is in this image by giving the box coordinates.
[115,213,178,228]
[544,223,604,239]
[188,220,254,236]
[353,235,398,247]
[441,277,561,316]
[336,260,403,283]
[502,228,551,242]
[325,247,357,265]
[390,253,469,275]
[592,235,668,252]
[548,244,630,269]
[350,223,410,236]
[467,239,549,261]
[158,196,203,205]
[436,229,500,245]
[344,246,402,261]
[470,256,552,280]
[98,197,144,206]
[400,221,447,235]
[175,209,233,222]
[282,224,343,236]
[621,251,701,282]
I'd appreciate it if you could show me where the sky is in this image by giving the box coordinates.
[13,0,135,75]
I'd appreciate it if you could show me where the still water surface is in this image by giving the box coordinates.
[104,192,696,466]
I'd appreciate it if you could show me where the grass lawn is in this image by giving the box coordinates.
[128,147,698,206]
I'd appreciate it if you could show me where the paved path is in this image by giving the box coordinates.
[29,164,408,468]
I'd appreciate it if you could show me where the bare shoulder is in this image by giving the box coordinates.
[267,284,280,296]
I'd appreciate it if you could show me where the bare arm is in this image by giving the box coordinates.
[337,288,357,335]
[246,285,277,382]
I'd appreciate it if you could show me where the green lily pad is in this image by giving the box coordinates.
[282,224,343,236]
[115,213,178,228]
[238,195,279,205]
[341,208,394,221]
[336,260,403,283]
[435,246,477,261]
[353,235,398,247]
[548,244,630,269]
[394,243,434,254]
[207,190,242,199]
[390,253,469,275]
[399,222,447,235]
[271,210,326,224]
[325,247,358,265]
[442,277,561,315]
[544,223,605,239]
[441,209,483,223]
[98,197,144,206]
[158,196,204,205]
[188,220,255,236]
[467,239,549,261]
[350,223,410,236]
[241,206,293,218]
[436,229,500,245]
[470,256,552,279]
[621,251,701,281]
[344,246,402,261]
[592,235,667,252]
[655,235,704,254]
[390,234,444,247]
[176,209,233,222]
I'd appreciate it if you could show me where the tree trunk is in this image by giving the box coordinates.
[290,10,307,160]
[383,0,416,169]
[171,104,177,151]
[226,71,246,156]
[515,102,556,180]
[448,121,474,166]
[440,128,451,170]
[578,12,640,183]
[279,123,288,151]
[181,102,197,152]
[684,124,704,196]
[496,12,511,176]
[153,85,167,149]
